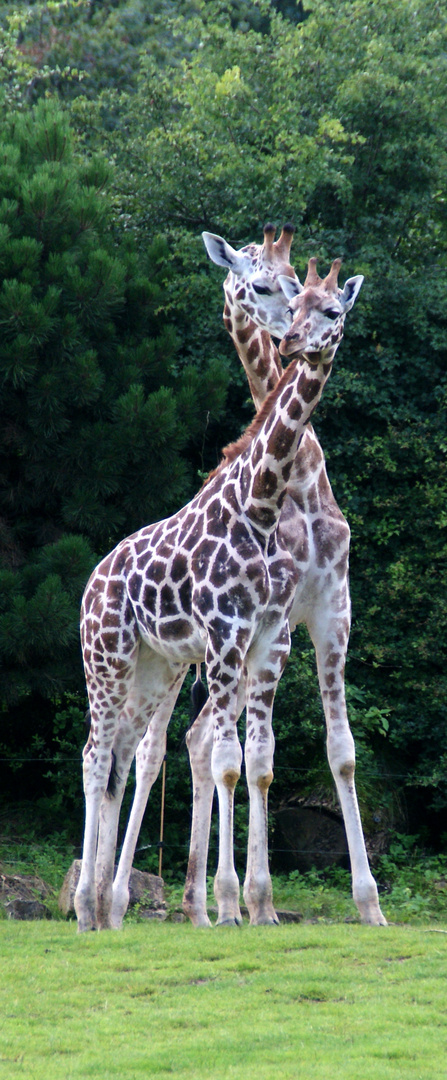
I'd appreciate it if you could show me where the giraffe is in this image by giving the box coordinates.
[109,225,300,930]
[74,252,360,932]
[182,228,386,928]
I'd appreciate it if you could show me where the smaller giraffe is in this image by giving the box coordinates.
[182,236,385,928]
[74,252,363,933]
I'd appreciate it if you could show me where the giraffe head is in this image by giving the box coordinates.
[278,257,364,361]
[202,223,299,338]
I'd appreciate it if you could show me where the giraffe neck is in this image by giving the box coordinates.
[223,290,282,411]
[235,349,336,535]
[223,290,330,507]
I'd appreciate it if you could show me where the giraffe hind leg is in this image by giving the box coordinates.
[310,604,387,927]
[242,623,290,925]
[95,715,150,930]
[94,645,186,930]
[111,665,189,929]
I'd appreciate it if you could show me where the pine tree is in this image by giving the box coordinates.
[0,99,227,820]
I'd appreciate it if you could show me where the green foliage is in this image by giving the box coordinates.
[0,94,228,810]
[1,0,447,851]
[0,834,75,893]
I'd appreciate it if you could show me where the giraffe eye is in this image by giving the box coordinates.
[253,284,273,295]
[324,309,340,321]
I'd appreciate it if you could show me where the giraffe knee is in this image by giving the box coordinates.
[257,771,274,793]
[339,759,355,780]
[222,768,240,792]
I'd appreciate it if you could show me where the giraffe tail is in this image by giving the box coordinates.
[106,750,119,798]
[190,663,208,724]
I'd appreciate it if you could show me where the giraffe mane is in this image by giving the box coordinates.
[202,359,299,487]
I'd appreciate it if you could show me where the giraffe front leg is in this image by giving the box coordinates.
[311,611,387,927]
[213,739,243,927]
[329,737,387,925]
[207,645,244,927]
[183,699,214,927]
[243,749,278,926]
[183,677,247,927]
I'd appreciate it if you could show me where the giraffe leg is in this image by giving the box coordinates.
[75,670,136,933]
[182,699,215,927]
[310,607,387,926]
[111,667,188,929]
[183,678,247,927]
[243,622,290,925]
[94,646,185,929]
[213,744,243,927]
[75,743,112,932]
[95,714,148,930]
[206,640,245,927]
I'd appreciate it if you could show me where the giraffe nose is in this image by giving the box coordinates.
[279,330,306,357]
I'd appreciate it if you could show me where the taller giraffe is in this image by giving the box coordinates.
[182,227,386,926]
[74,253,359,932]
[108,226,301,930]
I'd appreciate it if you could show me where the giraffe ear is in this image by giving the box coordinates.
[202,232,248,275]
[278,274,303,301]
[340,275,364,312]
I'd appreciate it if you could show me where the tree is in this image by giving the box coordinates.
[0,97,227,828]
[2,0,447,858]
[97,0,447,839]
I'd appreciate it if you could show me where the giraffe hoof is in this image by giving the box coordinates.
[77,920,98,933]
[192,915,213,928]
[360,910,388,927]
[250,913,280,926]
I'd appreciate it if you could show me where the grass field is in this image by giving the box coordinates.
[1,919,446,1080]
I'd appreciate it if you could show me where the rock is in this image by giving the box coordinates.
[273,805,349,874]
[127,866,165,913]
[58,860,81,915]
[5,899,51,920]
[275,908,303,923]
[58,860,166,919]
[0,866,52,920]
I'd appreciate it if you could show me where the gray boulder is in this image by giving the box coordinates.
[58,860,166,919]
[5,898,51,920]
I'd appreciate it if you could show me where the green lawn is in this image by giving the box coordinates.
[1,920,446,1080]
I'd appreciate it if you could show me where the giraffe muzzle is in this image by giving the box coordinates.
[279,335,306,358]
